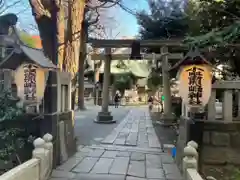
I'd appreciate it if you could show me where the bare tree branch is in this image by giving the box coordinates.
[0,0,22,15]
[88,9,100,25]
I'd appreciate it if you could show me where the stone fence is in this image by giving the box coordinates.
[207,81,240,121]
[0,133,53,180]
[183,141,217,180]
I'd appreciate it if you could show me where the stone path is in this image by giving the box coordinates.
[50,108,182,180]
[101,108,161,149]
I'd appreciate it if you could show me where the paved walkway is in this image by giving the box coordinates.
[50,108,182,180]
[74,106,130,145]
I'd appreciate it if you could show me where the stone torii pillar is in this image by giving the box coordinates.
[160,46,175,125]
[95,48,115,123]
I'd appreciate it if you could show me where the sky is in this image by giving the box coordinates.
[3,0,149,38]
[111,0,149,38]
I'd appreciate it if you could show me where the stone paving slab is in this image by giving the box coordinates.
[91,158,114,174]
[72,157,99,173]
[102,150,118,158]
[127,160,145,178]
[57,157,84,171]
[74,174,125,180]
[109,157,130,175]
[51,108,182,180]
[130,152,145,161]
[101,109,162,149]
[51,170,77,179]
[88,144,163,154]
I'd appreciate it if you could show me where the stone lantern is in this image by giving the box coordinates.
[0,13,57,112]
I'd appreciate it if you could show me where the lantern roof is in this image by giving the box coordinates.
[0,13,57,70]
[169,47,212,71]
[0,43,58,70]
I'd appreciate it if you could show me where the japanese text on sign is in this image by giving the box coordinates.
[187,66,203,105]
[23,64,37,101]
[178,64,212,107]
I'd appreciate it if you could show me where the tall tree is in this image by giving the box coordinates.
[137,0,189,90]
[137,0,189,40]
[184,0,240,75]
[29,0,129,110]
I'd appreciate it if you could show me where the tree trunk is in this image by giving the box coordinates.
[77,24,87,110]
[29,0,58,62]
[64,0,85,110]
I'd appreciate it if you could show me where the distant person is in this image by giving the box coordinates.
[148,96,154,110]
[114,92,120,108]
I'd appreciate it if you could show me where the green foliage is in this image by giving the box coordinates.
[0,128,35,173]
[184,21,240,48]
[183,0,240,76]
[0,90,23,122]
[232,168,240,180]
[114,74,132,92]
[184,0,240,48]
[147,70,162,89]
[0,90,34,173]
[19,31,36,48]
[137,0,189,40]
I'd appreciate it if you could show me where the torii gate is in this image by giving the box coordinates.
[89,39,185,125]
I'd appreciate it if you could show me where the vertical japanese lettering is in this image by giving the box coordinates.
[187,66,203,105]
[23,64,37,101]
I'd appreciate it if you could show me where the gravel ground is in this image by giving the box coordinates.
[150,112,178,151]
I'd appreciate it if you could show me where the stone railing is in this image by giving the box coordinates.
[181,80,240,121]
[207,81,240,121]
[183,141,217,180]
[0,133,53,180]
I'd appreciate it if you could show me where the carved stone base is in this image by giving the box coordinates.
[158,113,176,126]
[95,111,115,124]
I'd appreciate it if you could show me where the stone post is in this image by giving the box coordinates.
[223,90,233,122]
[208,89,216,120]
[42,71,59,167]
[43,133,53,176]
[32,137,46,180]
[94,62,100,105]
[160,46,175,125]
[3,69,12,90]
[206,177,217,180]
[238,91,240,119]
[187,140,198,162]
[95,48,115,123]
[182,145,198,179]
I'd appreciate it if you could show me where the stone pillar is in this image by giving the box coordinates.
[95,48,115,123]
[3,69,12,90]
[237,91,240,119]
[182,143,198,179]
[42,71,60,167]
[94,62,100,105]
[160,46,175,125]
[223,90,233,122]
[207,89,216,120]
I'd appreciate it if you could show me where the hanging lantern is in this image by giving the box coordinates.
[170,47,213,108]
[130,41,142,60]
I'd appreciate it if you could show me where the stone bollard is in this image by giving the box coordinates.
[187,140,198,162]
[32,137,46,180]
[206,176,217,180]
[187,140,198,150]
[43,133,53,178]
[182,145,198,179]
